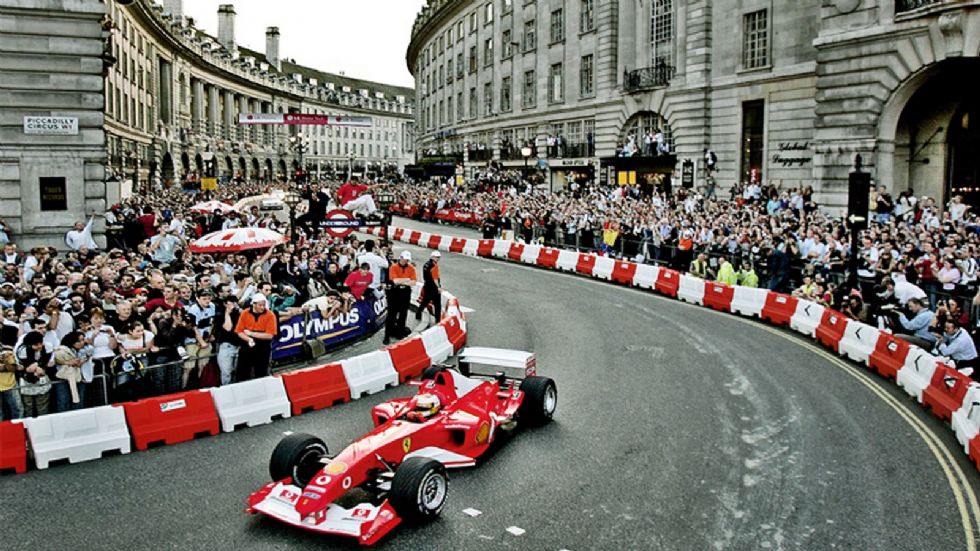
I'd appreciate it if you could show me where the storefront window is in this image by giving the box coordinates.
[740,100,765,183]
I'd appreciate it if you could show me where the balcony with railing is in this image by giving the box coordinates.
[896,0,942,13]
[624,58,676,93]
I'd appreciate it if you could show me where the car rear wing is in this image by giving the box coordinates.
[456,347,537,380]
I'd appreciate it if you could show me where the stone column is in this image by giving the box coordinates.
[224,90,235,140]
[192,78,204,132]
[207,84,220,135]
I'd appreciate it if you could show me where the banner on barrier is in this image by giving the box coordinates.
[272,295,387,362]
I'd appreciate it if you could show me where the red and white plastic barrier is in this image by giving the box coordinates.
[633,264,660,290]
[420,324,454,364]
[278,363,351,415]
[20,406,131,469]
[387,337,431,383]
[340,350,400,400]
[731,286,768,318]
[677,274,706,305]
[0,420,28,473]
[592,256,616,281]
[790,300,825,337]
[209,376,291,432]
[837,322,882,367]
[122,391,219,450]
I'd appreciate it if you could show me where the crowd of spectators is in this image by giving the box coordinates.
[391,173,980,371]
[0,181,401,421]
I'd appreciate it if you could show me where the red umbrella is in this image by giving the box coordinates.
[189,227,287,253]
[190,200,237,214]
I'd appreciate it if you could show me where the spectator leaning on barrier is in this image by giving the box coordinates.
[344,263,374,301]
[357,240,389,298]
[17,331,52,417]
[896,298,937,349]
[53,331,86,412]
[936,320,979,372]
[234,293,277,381]
[183,289,215,389]
[418,251,442,324]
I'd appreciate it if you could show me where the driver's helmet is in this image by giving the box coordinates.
[412,393,441,419]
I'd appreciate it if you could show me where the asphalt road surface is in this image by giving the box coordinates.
[4,217,980,551]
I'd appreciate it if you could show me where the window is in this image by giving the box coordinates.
[456,53,464,78]
[740,100,765,180]
[457,21,464,40]
[523,19,536,51]
[447,59,454,83]
[447,28,453,43]
[580,54,594,97]
[483,82,493,115]
[469,12,477,33]
[457,91,464,119]
[651,0,674,65]
[447,96,453,123]
[502,29,513,58]
[438,65,444,87]
[501,76,512,112]
[503,0,512,13]
[484,38,494,65]
[550,9,564,43]
[580,0,595,33]
[548,62,563,103]
[742,9,768,69]
[484,2,493,23]
[522,70,536,108]
[469,46,478,73]
[438,100,444,126]
[469,87,478,118]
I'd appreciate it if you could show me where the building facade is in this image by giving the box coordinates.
[0,0,108,248]
[408,0,980,211]
[104,0,415,193]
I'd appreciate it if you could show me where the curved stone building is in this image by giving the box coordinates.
[408,0,980,210]
[105,0,415,193]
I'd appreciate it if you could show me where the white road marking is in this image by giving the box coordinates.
[462,508,483,517]
[506,526,526,536]
[460,306,476,313]
[282,431,293,436]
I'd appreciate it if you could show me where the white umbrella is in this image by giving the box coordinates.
[190,200,237,214]
[189,227,288,254]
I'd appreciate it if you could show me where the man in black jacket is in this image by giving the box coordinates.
[417,251,442,324]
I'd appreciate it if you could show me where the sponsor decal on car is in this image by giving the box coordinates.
[325,462,348,475]
[342,476,352,490]
[278,488,299,503]
[314,474,333,486]
[361,509,396,542]
[304,484,327,493]
[402,437,412,453]
[302,491,322,500]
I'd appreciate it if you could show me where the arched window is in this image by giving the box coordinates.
[621,112,673,154]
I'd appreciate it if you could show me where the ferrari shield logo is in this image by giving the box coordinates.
[402,437,412,453]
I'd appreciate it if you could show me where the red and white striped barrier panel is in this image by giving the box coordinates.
[633,264,660,290]
[923,365,974,422]
[611,260,638,286]
[703,282,735,313]
[0,420,27,473]
[592,256,616,281]
[790,300,825,337]
[536,247,560,269]
[462,239,480,256]
[477,239,494,257]
[521,244,543,265]
[731,286,768,318]
[953,386,980,453]
[555,249,579,272]
[897,349,944,403]
[814,310,850,353]
[340,350,400,400]
[838,322,882,367]
[209,376,291,432]
[278,363,351,415]
[420,324,454,364]
[575,253,597,276]
[387,337,431,383]
[20,406,131,469]
[507,241,525,262]
[655,268,680,297]
[122,391,220,450]
[761,293,798,326]
[448,237,467,253]
[677,274,706,305]
[868,333,911,380]
[492,240,512,259]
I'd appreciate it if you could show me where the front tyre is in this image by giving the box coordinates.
[269,433,328,488]
[389,457,448,524]
[518,376,558,426]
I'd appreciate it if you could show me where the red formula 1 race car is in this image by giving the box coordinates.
[246,347,557,546]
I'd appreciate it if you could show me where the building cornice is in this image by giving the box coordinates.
[406,0,469,76]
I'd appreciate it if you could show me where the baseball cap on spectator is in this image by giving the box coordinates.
[250,293,267,304]
[431,251,441,258]
[400,251,412,261]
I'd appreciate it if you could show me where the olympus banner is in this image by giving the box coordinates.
[238,113,372,126]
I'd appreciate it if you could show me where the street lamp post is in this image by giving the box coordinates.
[348,152,356,181]
[289,133,309,182]
[284,190,302,243]
[375,189,396,241]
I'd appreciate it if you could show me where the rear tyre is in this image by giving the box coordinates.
[269,433,328,488]
[518,376,558,426]
[388,457,448,524]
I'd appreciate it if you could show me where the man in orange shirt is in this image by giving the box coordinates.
[234,293,278,380]
[384,251,417,345]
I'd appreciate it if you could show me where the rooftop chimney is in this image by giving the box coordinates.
[163,0,183,19]
[217,4,236,56]
[265,27,281,72]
